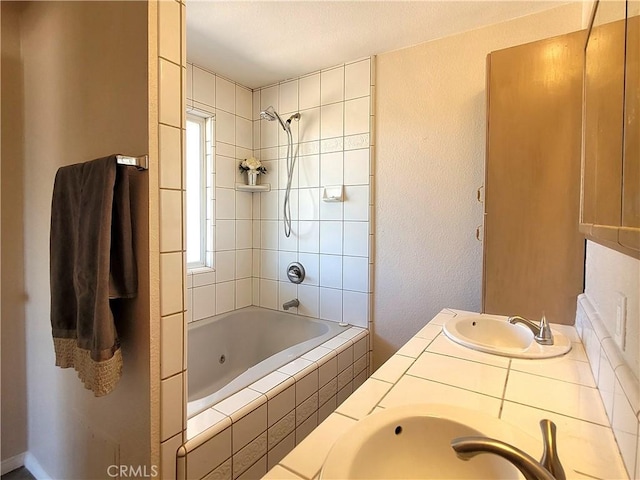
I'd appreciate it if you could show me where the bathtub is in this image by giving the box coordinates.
[187,306,346,417]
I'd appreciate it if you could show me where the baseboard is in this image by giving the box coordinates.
[24,453,51,480]
[1,453,25,475]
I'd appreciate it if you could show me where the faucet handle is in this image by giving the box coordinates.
[539,420,565,480]
[535,314,554,345]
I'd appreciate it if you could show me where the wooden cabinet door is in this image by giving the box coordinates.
[483,31,585,324]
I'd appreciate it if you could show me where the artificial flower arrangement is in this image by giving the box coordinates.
[239,157,267,174]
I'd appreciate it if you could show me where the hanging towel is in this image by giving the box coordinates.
[50,155,137,396]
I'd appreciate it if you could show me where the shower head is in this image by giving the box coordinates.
[260,106,301,132]
[260,105,287,131]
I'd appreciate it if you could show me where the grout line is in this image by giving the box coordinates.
[498,359,512,418]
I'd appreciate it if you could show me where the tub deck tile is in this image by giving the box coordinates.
[278,358,314,377]
[302,346,333,363]
[249,371,292,394]
[213,388,267,422]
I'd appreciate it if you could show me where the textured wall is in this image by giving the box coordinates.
[374,3,583,368]
[1,1,28,467]
[18,2,151,478]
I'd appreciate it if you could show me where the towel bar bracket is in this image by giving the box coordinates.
[116,154,149,171]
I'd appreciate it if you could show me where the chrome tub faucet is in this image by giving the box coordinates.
[451,419,566,480]
[508,314,554,345]
[282,299,299,310]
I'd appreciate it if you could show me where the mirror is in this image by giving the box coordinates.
[581,0,640,257]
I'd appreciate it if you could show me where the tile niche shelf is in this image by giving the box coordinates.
[234,183,271,192]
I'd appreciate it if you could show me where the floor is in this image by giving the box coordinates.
[1,468,35,480]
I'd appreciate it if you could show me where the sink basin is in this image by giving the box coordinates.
[320,404,537,479]
[443,315,571,359]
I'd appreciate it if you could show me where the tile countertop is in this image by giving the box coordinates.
[263,308,629,480]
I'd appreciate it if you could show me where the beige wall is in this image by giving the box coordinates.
[1,1,28,467]
[16,2,152,478]
[374,2,584,368]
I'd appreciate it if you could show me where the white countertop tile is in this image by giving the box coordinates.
[407,352,508,398]
[395,336,433,358]
[379,374,502,418]
[426,334,510,368]
[510,355,596,388]
[505,371,609,426]
[279,412,356,479]
[370,354,415,384]
[335,378,392,420]
[501,401,629,480]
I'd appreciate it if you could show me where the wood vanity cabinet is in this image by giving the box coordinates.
[581,0,640,257]
[483,31,586,324]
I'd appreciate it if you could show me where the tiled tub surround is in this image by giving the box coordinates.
[177,327,369,480]
[187,307,347,417]
[576,294,640,478]
[266,309,629,480]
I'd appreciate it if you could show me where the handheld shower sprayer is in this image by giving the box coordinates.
[259,106,301,238]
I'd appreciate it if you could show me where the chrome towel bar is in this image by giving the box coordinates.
[116,154,148,170]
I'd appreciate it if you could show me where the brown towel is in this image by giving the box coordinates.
[50,155,137,396]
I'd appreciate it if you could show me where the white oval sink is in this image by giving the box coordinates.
[443,315,571,359]
[320,404,538,479]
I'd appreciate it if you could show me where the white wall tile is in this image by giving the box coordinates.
[159,125,182,190]
[252,90,261,120]
[192,270,215,287]
[319,194,343,221]
[252,220,261,249]
[344,185,369,221]
[236,249,252,279]
[233,403,267,453]
[279,282,298,313]
[321,66,344,105]
[279,221,298,253]
[161,373,183,441]
[343,291,368,327]
[298,155,320,188]
[215,76,235,114]
[186,63,193,101]
[216,110,235,145]
[236,85,252,120]
[160,189,182,253]
[320,287,343,322]
[345,59,370,100]
[216,141,235,158]
[261,191,279,220]
[261,220,279,250]
[343,256,369,292]
[192,284,216,320]
[161,252,183,316]
[261,85,279,111]
[320,103,344,140]
[343,222,368,257]
[280,80,299,114]
[236,191,252,220]
[159,0,181,64]
[299,107,320,143]
[236,220,252,250]
[216,281,235,314]
[161,433,182,480]
[320,254,343,289]
[159,59,181,128]
[298,188,320,221]
[215,187,235,220]
[261,250,279,280]
[261,117,279,148]
[216,220,236,251]
[278,189,298,221]
[187,428,231,480]
[298,221,320,254]
[298,253,319,285]
[161,313,183,379]
[215,155,235,188]
[236,116,253,149]
[278,251,298,282]
[299,73,320,110]
[344,97,370,136]
[192,66,216,108]
[320,152,344,187]
[297,284,319,318]
[320,221,343,255]
[344,148,369,186]
[215,251,235,283]
[260,279,279,310]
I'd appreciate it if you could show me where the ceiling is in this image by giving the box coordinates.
[186,1,573,89]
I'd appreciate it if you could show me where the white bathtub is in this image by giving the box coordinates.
[187,306,346,417]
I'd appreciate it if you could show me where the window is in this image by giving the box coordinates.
[186,115,206,268]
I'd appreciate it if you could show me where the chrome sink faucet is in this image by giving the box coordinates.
[451,419,566,480]
[508,314,554,345]
[282,299,299,310]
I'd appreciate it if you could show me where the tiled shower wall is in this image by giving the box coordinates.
[183,57,376,332]
[252,58,375,329]
[185,64,256,321]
